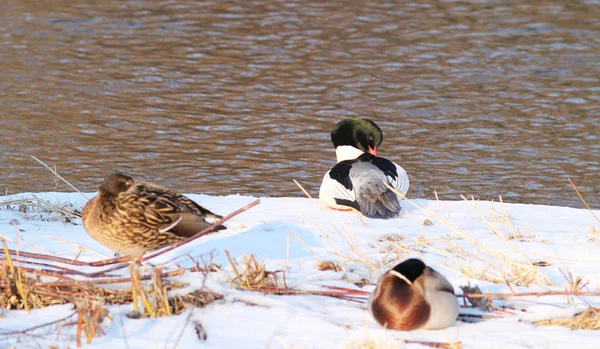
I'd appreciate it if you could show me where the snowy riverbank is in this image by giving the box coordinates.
[1,192,599,348]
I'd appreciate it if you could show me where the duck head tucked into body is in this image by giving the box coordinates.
[98,172,134,196]
[82,173,225,257]
[319,118,410,219]
[369,258,459,331]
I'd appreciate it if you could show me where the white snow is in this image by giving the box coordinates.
[0,192,599,349]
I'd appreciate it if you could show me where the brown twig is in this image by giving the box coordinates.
[0,249,91,266]
[404,339,462,349]
[321,285,370,296]
[251,287,368,303]
[0,257,118,278]
[11,266,76,280]
[322,287,600,301]
[0,311,77,335]
[79,263,134,278]
[461,290,600,299]
[87,256,133,267]
[36,269,186,288]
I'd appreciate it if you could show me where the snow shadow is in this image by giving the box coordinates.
[192,220,322,265]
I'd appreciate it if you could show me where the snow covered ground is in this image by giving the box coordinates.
[0,192,599,349]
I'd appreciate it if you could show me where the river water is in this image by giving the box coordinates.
[1,0,599,208]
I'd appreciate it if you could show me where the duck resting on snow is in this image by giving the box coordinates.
[369,258,459,331]
[319,118,409,219]
[82,172,225,257]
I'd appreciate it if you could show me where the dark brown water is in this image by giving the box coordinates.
[1,0,599,208]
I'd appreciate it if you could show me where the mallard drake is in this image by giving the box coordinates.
[318,118,409,219]
[82,173,225,257]
[369,258,459,331]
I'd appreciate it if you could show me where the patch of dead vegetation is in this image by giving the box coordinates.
[535,307,600,330]
[0,197,82,223]
[226,252,285,290]
[317,260,342,272]
[345,336,462,349]
[383,185,553,287]
[590,225,600,242]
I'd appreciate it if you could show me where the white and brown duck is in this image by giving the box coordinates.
[369,258,459,331]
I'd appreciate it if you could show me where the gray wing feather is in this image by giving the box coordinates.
[349,162,401,219]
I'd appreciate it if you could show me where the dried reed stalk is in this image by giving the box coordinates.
[568,178,600,225]
[30,155,89,200]
[293,179,313,199]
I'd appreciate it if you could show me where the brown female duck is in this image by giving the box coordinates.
[82,173,225,257]
[369,258,459,331]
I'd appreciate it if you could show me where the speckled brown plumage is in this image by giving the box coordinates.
[369,259,459,331]
[82,173,225,257]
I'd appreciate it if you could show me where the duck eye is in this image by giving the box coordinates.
[368,135,374,142]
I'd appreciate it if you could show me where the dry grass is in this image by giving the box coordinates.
[559,268,589,304]
[345,335,461,349]
[226,252,285,290]
[491,198,542,242]
[345,336,403,349]
[304,221,385,277]
[127,264,222,319]
[0,263,221,346]
[0,250,222,347]
[375,234,407,254]
[314,182,554,290]
[590,225,600,242]
[0,259,220,317]
[561,269,588,293]
[383,183,552,287]
[0,197,82,221]
[273,335,461,349]
[535,307,600,330]
[323,224,399,277]
[75,298,108,346]
[317,260,342,272]
[379,234,405,243]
